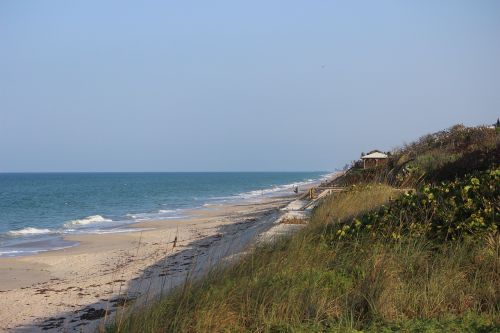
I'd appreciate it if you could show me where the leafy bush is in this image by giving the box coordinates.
[333,124,499,187]
[335,169,499,242]
[392,125,498,186]
[428,144,500,182]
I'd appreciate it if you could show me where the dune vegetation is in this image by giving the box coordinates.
[107,124,499,332]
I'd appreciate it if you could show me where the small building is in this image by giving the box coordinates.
[361,152,388,169]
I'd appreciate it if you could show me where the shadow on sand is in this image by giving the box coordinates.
[12,202,285,333]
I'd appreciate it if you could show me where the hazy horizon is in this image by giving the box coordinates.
[1,1,499,172]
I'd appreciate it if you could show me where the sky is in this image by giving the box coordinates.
[1,1,499,172]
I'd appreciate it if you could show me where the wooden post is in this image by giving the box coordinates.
[309,188,315,200]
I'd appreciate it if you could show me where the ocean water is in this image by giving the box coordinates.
[0,172,328,257]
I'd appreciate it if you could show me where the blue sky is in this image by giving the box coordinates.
[1,1,499,172]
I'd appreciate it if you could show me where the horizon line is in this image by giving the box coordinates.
[0,170,334,174]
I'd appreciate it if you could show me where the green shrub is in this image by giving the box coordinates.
[335,125,498,187]
[336,169,499,242]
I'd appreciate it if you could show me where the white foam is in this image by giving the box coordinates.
[64,215,112,227]
[89,227,154,234]
[236,180,316,199]
[203,174,332,206]
[203,203,222,207]
[158,209,176,214]
[0,244,77,257]
[8,227,53,236]
[0,250,24,254]
[0,249,37,257]
[126,209,185,221]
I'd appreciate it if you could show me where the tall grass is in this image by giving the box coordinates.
[106,185,499,332]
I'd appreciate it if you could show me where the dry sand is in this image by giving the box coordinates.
[0,196,295,332]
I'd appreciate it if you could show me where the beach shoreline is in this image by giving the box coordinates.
[0,172,330,259]
[0,174,335,332]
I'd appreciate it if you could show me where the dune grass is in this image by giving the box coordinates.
[106,184,499,332]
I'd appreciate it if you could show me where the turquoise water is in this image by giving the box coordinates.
[0,172,328,256]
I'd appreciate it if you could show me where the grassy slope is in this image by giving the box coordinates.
[108,125,499,332]
[337,125,499,187]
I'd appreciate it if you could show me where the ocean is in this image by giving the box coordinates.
[0,172,328,257]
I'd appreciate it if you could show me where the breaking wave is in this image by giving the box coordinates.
[8,227,53,236]
[63,215,112,227]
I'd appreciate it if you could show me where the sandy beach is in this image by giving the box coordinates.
[0,194,300,332]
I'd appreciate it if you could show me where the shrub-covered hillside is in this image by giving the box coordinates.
[107,125,499,332]
[336,170,498,242]
[336,124,499,187]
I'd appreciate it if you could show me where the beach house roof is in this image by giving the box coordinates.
[361,152,388,159]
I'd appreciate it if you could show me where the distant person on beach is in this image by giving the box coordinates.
[293,186,298,194]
